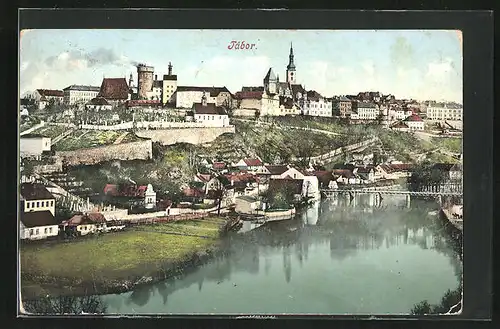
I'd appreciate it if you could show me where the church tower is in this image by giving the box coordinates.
[286,42,296,84]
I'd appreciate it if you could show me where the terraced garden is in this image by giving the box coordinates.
[53,130,143,151]
[31,124,70,139]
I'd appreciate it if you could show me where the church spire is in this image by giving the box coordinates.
[287,42,296,70]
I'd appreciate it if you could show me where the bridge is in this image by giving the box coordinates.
[320,189,463,208]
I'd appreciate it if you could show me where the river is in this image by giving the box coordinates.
[36,194,463,315]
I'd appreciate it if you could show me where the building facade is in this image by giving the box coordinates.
[85,97,112,111]
[299,91,332,117]
[403,114,425,131]
[63,85,100,105]
[20,135,51,159]
[426,104,463,121]
[162,62,178,105]
[98,78,131,106]
[192,93,230,127]
[354,102,380,120]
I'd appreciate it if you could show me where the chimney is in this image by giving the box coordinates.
[155,75,158,80]
[168,62,173,75]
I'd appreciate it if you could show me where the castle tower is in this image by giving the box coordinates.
[264,68,278,94]
[286,42,296,84]
[136,63,154,100]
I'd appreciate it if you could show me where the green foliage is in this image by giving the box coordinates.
[410,300,432,315]
[430,137,462,154]
[411,287,462,315]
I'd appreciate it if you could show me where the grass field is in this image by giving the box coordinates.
[20,219,225,282]
[53,130,142,151]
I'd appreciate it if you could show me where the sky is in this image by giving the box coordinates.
[19,29,463,103]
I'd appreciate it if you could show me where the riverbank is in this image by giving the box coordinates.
[20,218,228,300]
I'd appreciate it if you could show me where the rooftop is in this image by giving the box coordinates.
[21,210,58,228]
[193,103,227,115]
[63,85,101,92]
[98,78,130,100]
[36,89,64,97]
[20,183,55,201]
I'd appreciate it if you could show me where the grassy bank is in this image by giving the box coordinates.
[21,218,226,298]
[53,130,143,151]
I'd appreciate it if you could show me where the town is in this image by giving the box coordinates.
[19,38,463,315]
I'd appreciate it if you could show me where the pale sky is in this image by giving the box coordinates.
[20,29,463,103]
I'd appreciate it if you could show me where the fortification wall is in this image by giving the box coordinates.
[135,126,235,145]
[56,140,153,166]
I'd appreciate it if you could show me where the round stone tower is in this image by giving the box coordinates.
[136,63,154,100]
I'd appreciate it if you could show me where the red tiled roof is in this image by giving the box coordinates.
[213,162,226,170]
[103,184,118,196]
[37,89,64,97]
[98,78,129,100]
[64,213,106,226]
[243,158,262,166]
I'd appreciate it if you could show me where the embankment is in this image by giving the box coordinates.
[56,140,153,166]
[135,126,235,145]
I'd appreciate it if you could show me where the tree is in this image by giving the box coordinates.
[22,295,107,314]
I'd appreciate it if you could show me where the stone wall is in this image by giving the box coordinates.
[135,126,235,145]
[57,140,153,166]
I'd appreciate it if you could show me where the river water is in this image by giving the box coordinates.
[95,194,462,315]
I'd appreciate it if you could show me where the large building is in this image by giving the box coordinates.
[19,183,59,240]
[191,92,230,127]
[97,78,131,105]
[333,96,353,118]
[426,103,463,121]
[299,91,332,117]
[351,102,380,120]
[63,85,100,106]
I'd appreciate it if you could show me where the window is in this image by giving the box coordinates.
[29,229,33,235]
[49,227,53,233]
[44,228,48,234]
[35,229,39,235]
[26,202,30,209]
[51,200,54,206]
[36,201,40,207]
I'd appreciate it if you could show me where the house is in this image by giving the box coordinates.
[212,162,227,172]
[85,97,112,111]
[260,165,305,180]
[192,92,230,127]
[62,212,107,236]
[390,121,410,132]
[332,169,360,185]
[19,210,59,240]
[279,96,300,116]
[354,102,380,120]
[356,166,376,183]
[333,96,353,118]
[233,158,264,172]
[97,78,131,106]
[427,103,463,121]
[20,134,51,160]
[235,195,261,214]
[34,89,64,109]
[63,85,100,106]
[376,163,414,179]
[235,91,262,116]
[20,183,56,216]
[20,106,30,117]
[224,173,260,197]
[403,114,425,131]
[299,90,332,117]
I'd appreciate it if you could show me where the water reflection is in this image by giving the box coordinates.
[98,196,461,314]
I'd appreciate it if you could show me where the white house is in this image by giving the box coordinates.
[63,85,100,105]
[20,134,51,160]
[299,91,333,117]
[403,114,425,131]
[390,121,410,132]
[85,97,112,111]
[33,89,64,109]
[19,210,59,240]
[394,109,413,120]
[235,195,261,214]
[192,93,230,127]
[302,175,320,200]
[176,86,232,109]
[356,166,376,183]
[355,102,380,120]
